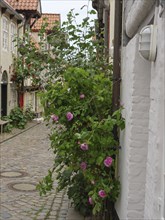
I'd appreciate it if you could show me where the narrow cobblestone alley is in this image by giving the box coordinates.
[0,123,84,220]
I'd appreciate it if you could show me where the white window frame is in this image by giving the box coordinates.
[2,17,9,51]
[11,22,17,53]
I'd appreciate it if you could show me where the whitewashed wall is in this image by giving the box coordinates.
[116,34,151,219]
[0,8,2,116]
[144,7,165,220]
[115,0,165,219]
[0,8,22,116]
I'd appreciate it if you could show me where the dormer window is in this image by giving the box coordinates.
[2,17,9,51]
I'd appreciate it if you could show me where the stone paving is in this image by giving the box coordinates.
[0,122,85,220]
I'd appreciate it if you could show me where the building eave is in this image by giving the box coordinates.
[0,0,24,21]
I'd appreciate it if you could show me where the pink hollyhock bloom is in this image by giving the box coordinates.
[104,156,113,167]
[66,112,73,121]
[51,114,59,122]
[80,94,85,99]
[80,143,88,151]
[88,197,93,205]
[80,162,87,170]
[98,190,106,198]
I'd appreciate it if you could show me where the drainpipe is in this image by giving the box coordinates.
[111,0,122,219]
[112,0,122,181]
[112,0,122,112]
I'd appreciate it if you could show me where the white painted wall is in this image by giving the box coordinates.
[115,0,165,219]
[116,34,151,220]
[144,7,165,220]
[0,8,1,63]
[24,92,36,111]
[0,8,23,116]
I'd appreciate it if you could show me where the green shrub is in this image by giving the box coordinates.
[9,107,27,129]
[15,8,125,217]
[38,67,124,216]
[24,105,35,121]
[1,116,13,133]
[4,123,14,133]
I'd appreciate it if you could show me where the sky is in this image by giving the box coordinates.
[41,0,96,24]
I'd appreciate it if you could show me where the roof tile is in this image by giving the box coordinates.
[5,0,39,11]
[31,13,61,31]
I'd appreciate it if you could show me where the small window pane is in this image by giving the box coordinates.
[2,17,9,50]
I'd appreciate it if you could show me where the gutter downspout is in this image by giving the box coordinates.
[105,1,123,220]
[111,0,122,218]
[112,0,122,112]
[112,0,122,184]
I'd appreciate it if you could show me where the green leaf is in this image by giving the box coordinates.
[96,156,104,165]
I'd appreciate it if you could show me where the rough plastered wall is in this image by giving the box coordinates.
[144,8,165,220]
[0,7,2,116]
[0,11,21,115]
[116,33,151,219]
[115,0,165,219]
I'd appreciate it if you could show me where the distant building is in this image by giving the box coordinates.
[0,0,41,116]
[4,0,42,114]
[27,13,61,115]
[0,0,23,117]
[31,13,60,51]
[1,0,61,118]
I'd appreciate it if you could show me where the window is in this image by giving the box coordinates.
[2,17,9,50]
[11,23,17,53]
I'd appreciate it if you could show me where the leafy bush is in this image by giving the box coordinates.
[1,106,35,133]
[15,8,125,218]
[24,105,35,121]
[38,67,124,216]
[9,107,27,129]
[3,123,14,133]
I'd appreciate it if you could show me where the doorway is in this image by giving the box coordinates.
[1,71,8,117]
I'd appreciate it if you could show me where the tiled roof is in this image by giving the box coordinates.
[1,0,24,20]
[5,0,39,11]
[31,13,61,32]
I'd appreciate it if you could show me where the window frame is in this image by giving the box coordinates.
[2,16,9,51]
[11,22,17,53]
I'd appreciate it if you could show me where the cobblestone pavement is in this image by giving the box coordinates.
[0,123,84,220]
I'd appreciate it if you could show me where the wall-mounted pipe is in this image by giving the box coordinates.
[112,0,122,112]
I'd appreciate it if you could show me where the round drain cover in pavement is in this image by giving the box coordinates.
[0,171,28,178]
[8,182,36,192]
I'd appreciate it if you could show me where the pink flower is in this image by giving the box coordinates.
[80,162,87,170]
[98,190,106,198]
[51,114,59,122]
[80,143,88,151]
[80,94,85,99]
[88,197,93,205]
[104,156,113,167]
[66,112,73,121]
